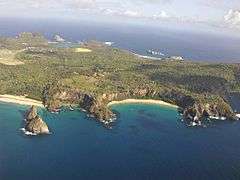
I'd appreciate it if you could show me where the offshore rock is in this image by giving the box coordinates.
[24,106,50,135]
[25,105,38,121]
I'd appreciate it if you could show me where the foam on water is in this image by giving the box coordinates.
[20,128,37,136]
[209,116,227,120]
[1,101,240,180]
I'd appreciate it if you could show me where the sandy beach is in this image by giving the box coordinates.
[0,95,44,107]
[107,99,178,108]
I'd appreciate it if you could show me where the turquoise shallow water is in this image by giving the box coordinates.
[1,102,240,180]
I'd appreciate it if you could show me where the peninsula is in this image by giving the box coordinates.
[0,32,239,127]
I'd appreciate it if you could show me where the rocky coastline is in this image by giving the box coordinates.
[0,32,239,129]
[42,86,237,127]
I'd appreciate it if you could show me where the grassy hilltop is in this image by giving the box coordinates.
[0,32,239,125]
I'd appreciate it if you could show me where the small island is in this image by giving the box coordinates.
[24,106,50,135]
[0,32,239,128]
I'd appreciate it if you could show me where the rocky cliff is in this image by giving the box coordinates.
[181,101,234,126]
[42,85,235,127]
[25,106,50,134]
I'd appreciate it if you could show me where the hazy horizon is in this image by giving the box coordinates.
[0,17,240,63]
[0,0,240,37]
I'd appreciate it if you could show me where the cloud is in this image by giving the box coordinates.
[101,8,142,18]
[101,8,172,20]
[101,8,116,15]
[153,11,169,19]
[123,10,142,18]
[0,0,239,33]
[224,9,240,26]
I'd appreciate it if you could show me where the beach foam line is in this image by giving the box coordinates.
[20,128,52,136]
[0,94,44,107]
[132,52,162,60]
[107,99,178,108]
[20,128,37,136]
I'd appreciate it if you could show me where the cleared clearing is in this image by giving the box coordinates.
[74,48,92,53]
[0,49,24,65]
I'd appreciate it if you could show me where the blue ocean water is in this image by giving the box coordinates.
[0,18,240,62]
[1,102,240,180]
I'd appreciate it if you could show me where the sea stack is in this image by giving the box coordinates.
[25,106,50,135]
[26,105,38,120]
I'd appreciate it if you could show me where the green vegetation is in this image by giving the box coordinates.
[0,33,239,122]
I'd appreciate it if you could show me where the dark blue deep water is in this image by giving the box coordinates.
[0,18,240,62]
[1,102,240,180]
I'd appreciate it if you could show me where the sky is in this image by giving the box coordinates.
[0,0,240,32]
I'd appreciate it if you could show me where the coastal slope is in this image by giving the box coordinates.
[0,32,239,126]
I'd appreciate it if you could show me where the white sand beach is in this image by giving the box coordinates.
[0,95,44,107]
[107,99,178,108]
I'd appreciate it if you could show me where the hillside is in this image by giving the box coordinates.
[0,32,239,126]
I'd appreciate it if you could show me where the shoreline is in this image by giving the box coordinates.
[132,52,163,61]
[0,95,44,107]
[107,99,178,109]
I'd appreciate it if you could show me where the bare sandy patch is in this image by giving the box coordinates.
[74,48,92,53]
[0,49,24,65]
[0,94,44,107]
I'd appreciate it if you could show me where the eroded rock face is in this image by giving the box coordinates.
[42,86,235,127]
[25,106,38,121]
[182,101,234,126]
[25,106,50,135]
[25,116,49,134]
[43,89,117,125]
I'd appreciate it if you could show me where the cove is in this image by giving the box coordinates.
[1,102,240,180]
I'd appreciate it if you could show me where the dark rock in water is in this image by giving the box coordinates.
[25,116,49,134]
[24,106,50,135]
[25,106,38,121]
[182,101,234,126]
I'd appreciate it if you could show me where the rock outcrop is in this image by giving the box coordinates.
[181,100,234,126]
[26,105,38,120]
[42,85,235,127]
[24,106,50,135]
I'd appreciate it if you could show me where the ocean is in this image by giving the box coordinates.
[1,18,240,180]
[1,102,240,180]
[0,17,240,63]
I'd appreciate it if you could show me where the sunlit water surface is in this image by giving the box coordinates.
[1,102,240,180]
